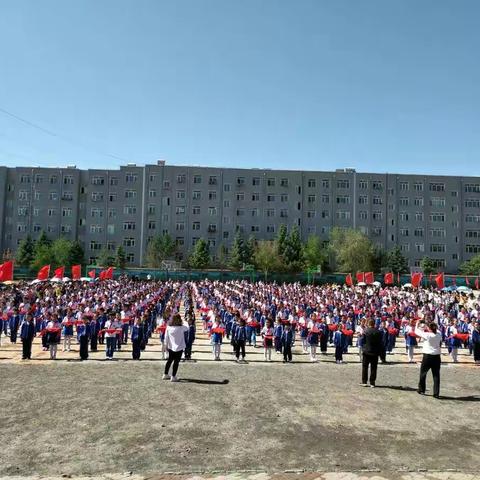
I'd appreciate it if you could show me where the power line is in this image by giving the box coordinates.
[0,106,133,163]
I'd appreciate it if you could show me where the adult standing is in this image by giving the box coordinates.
[415,321,442,398]
[163,314,188,382]
[361,319,383,388]
[19,314,35,360]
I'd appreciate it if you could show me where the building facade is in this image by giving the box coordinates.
[1,161,479,272]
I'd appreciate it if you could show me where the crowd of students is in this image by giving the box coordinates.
[1,278,480,367]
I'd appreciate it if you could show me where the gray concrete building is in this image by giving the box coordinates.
[1,160,479,272]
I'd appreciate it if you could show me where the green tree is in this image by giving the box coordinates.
[329,227,374,273]
[244,235,257,266]
[190,238,210,269]
[385,246,409,273]
[229,232,247,270]
[35,230,51,248]
[97,248,115,267]
[216,244,229,269]
[15,235,35,267]
[30,244,54,271]
[253,240,281,280]
[51,238,73,267]
[283,225,304,272]
[68,241,85,265]
[303,235,327,272]
[276,224,288,257]
[459,255,480,275]
[115,246,127,269]
[372,246,388,272]
[145,233,176,267]
[420,256,436,276]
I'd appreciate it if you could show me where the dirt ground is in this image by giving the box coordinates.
[1,358,479,477]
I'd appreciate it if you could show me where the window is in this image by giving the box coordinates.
[430,244,446,253]
[190,191,201,201]
[163,180,170,189]
[109,193,117,202]
[123,221,136,230]
[430,213,445,222]
[208,224,217,233]
[107,225,115,235]
[223,200,230,208]
[91,208,104,218]
[223,216,230,224]
[415,244,425,252]
[430,228,446,238]
[336,195,350,204]
[414,228,424,237]
[267,194,275,202]
[358,195,368,205]
[177,174,186,184]
[64,175,74,185]
[236,208,245,217]
[429,182,445,192]
[33,208,39,217]
[48,208,56,217]
[372,181,383,190]
[308,179,316,188]
[91,176,104,185]
[336,211,351,220]
[175,206,185,215]
[192,222,200,231]
[466,230,480,238]
[148,221,156,230]
[62,191,73,201]
[413,182,424,191]
[466,245,480,254]
[358,180,368,189]
[280,209,288,218]
[148,205,156,215]
[175,222,185,231]
[126,253,135,263]
[34,191,40,201]
[466,214,480,223]
[399,181,409,191]
[47,225,56,233]
[451,191,458,197]
[266,225,275,233]
[266,209,275,217]
[149,174,156,182]
[20,174,30,184]
[33,224,41,233]
[125,190,137,199]
[336,179,349,189]
[400,243,410,252]
[414,197,424,206]
[465,199,480,208]
[110,177,118,186]
[267,178,276,187]
[62,208,72,217]
[322,179,330,188]
[321,194,330,204]
[399,197,409,206]
[252,193,260,202]
[251,208,260,217]
[400,228,409,237]
[237,177,245,186]
[415,212,424,221]
[430,197,446,207]
[192,206,200,215]
[209,176,218,185]
[236,192,244,201]
[90,241,102,251]
[224,184,231,192]
[372,211,383,220]
[359,211,368,220]
[149,189,157,198]
[399,212,409,221]
[123,205,137,215]
[49,192,58,201]
[125,172,137,183]
[373,196,383,205]
[280,178,289,187]
[208,207,217,216]
[465,183,480,193]
[17,207,28,216]
[176,190,185,200]
[50,175,58,184]
[90,225,103,234]
[307,194,316,203]
[372,227,382,237]
[108,208,116,219]
[193,175,202,184]
[281,194,288,202]
[251,225,260,232]
[321,210,330,219]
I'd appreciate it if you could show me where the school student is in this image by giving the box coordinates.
[333,325,345,364]
[281,323,294,363]
[131,317,143,360]
[77,316,91,361]
[261,319,274,361]
[471,321,480,364]
[19,314,35,360]
[234,318,247,362]
[210,316,224,361]
[46,316,62,360]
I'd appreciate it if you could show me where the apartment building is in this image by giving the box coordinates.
[1,161,479,272]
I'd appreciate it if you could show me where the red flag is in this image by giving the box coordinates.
[99,270,106,281]
[54,266,64,278]
[365,272,374,284]
[345,273,353,286]
[476,277,479,290]
[411,272,423,288]
[435,272,444,289]
[37,265,50,281]
[466,277,470,287]
[71,265,81,280]
[105,267,114,279]
[0,261,14,282]
[355,272,365,283]
[384,272,394,285]
[88,269,96,279]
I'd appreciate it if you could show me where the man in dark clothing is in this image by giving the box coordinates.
[361,319,383,387]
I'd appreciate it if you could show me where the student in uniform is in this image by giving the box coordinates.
[62,311,75,352]
[9,309,20,344]
[281,322,294,363]
[356,318,366,360]
[234,318,247,362]
[319,319,328,355]
[210,316,224,361]
[471,321,480,364]
[307,318,320,362]
[131,317,143,360]
[90,315,99,352]
[19,314,35,360]
[261,319,274,362]
[404,319,418,363]
[273,318,283,354]
[77,316,91,361]
[104,314,117,360]
[446,319,461,363]
[46,316,62,360]
[333,324,345,364]
[184,315,196,361]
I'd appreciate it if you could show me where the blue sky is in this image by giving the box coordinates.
[0,0,479,175]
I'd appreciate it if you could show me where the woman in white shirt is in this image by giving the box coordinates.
[163,314,188,382]
[415,321,442,398]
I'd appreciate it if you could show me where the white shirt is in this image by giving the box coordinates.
[165,325,189,352]
[415,326,442,355]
